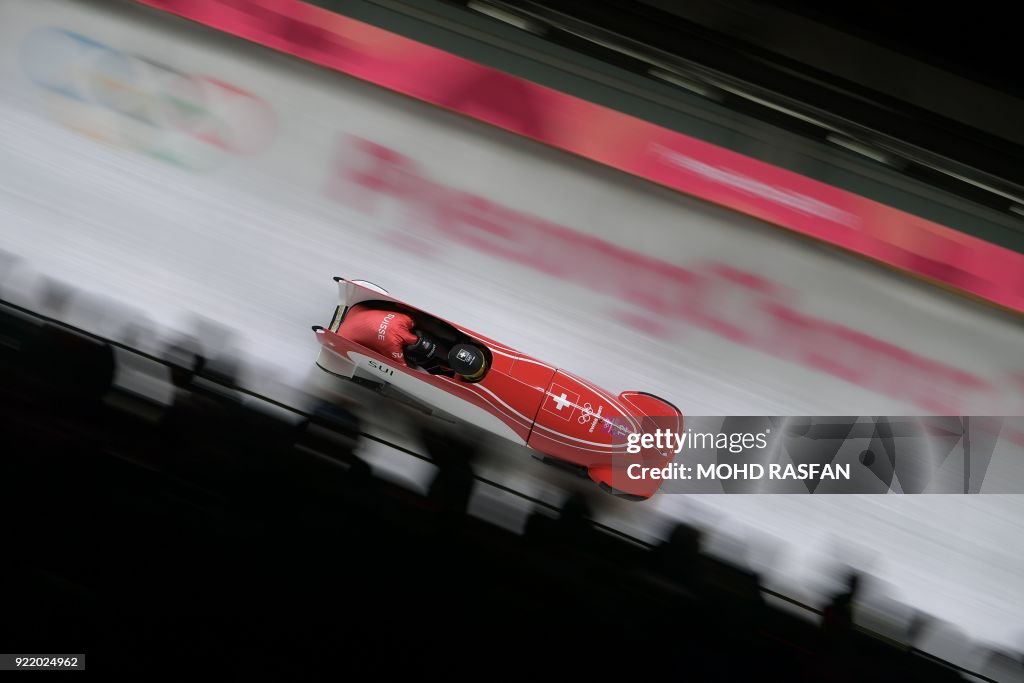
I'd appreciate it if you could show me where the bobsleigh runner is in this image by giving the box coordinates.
[312,278,683,500]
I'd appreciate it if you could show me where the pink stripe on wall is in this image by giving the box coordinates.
[136,0,1024,314]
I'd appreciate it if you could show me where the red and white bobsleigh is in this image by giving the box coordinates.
[312,278,683,500]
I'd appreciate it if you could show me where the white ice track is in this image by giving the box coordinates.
[0,0,1022,676]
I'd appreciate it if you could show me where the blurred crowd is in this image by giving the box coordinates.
[1,263,1020,680]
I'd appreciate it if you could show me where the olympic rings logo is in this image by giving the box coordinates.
[19,28,277,170]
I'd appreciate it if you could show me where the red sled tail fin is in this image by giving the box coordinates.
[618,391,684,434]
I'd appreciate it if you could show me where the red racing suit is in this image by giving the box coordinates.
[337,303,418,365]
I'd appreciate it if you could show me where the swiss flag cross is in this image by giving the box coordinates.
[543,385,579,421]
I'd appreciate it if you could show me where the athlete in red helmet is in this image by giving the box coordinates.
[338,303,487,381]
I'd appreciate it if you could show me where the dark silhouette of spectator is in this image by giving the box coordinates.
[811,570,864,681]
[975,645,1024,682]
[422,428,477,527]
[556,491,592,535]
[158,339,238,480]
[20,324,116,418]
[40,278,74,317]
[524,491,596,550]
[823,571,861,638]
[652,522,704,588]
[905,610,932,651]
[164,338,206,393]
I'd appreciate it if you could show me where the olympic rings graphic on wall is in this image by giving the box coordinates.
[20,27,277,170]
